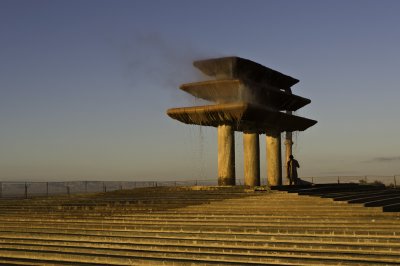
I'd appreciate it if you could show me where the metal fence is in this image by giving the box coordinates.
[0,180,218,199]
[0,175,398,199]
[300,175,399,187]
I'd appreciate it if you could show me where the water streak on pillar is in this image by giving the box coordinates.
[218,124,235,185]
[243,132,260,186]
[266,131,282,186]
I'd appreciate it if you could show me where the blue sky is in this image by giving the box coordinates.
[1,0,400,181]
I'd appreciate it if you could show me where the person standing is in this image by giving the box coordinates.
[287,155,300,185]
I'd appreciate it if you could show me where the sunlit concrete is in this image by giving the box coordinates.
[218,124,235,185]
[167,56,317,187]
[284,137,293,185]
[243,132,260,186]
[266,131,282,186]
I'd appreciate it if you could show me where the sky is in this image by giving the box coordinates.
[1,0,400,182]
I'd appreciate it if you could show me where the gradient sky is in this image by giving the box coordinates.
[1,0,400,182]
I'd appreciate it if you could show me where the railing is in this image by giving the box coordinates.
[300,175,399,187]
[0,175,398,199]
[0,180,218,199]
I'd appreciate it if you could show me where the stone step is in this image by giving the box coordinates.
[384,203,400,212]
[0,205,364,213]
[1,242,400,265]
[0,203,360,211]
[0,257,103,266]
[348,194,400,204]
[364,196,400,207]
[0,209,393,218]
[3,228,399,245]
[0,204,348,212]
[332,190,400,201]
[1,215,398,225]
[0,196,344,207]
[2,231,400,253]
[1,185,399,265]
[0,223,399,237]
[1,218,400,230]
[0,197,351,205]
[0,251,318,266]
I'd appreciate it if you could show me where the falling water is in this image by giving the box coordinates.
[197,125,206,181]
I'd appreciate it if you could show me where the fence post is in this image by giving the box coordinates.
[337,176,340,184]
[103,182,106,193]
[66,184,70,196]
[46,182,49,196]
[24,182,28,199]
[394,175,397,188]
[119,182,123,190]
[311,177,314,184]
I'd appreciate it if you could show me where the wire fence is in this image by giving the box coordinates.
[300,175,399,187]
[0,175,398,199]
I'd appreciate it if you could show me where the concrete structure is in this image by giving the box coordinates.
[218,124,235,185]
[167,57,316,186]
[243,131,260,186]
[266,131,282,186]
[1,185,400,265]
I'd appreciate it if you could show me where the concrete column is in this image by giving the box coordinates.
[218,124,235,186]
[243,132,260,187]
[284,132,293,185]
[266,130,282,186]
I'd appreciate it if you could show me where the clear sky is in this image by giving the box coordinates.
[1,0,400,182]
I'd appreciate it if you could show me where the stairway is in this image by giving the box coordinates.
[0,185,399,265]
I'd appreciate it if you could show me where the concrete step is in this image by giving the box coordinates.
[1,218,400,231]
[3,228,399,245]
[0,223,399,238]
[0,196,345,207]
[348,193,400,203]
[1,215,399,225]
[1,208,395,218]
[2,232,400,253]
[0,257,105,265]
[1,242,400,266]
[1,185,399,265]
[384,203,400,212]
[332,190,400,201]
[364,196,400,207]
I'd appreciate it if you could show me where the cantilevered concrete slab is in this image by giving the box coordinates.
[193,56,299,89]
[180,79,311,111]
[167,102,317,133]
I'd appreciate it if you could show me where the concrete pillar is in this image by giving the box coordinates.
[243,132,260,187]
[218,124,235,185]
[284,132,293,184]
[284,131,293,163]
[266,130,282,186]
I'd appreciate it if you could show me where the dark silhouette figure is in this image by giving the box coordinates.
[287,155,300,185]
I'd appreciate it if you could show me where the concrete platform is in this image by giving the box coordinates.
[0,186,399,265]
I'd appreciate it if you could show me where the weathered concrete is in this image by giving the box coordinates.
[266,131,282,186]
[1,186,400,266]
[284,134,293,161]
[167,57,317,187]
[218,124,235,185]
[243,132,260,186]
[284,134,293,185]
[167,103,317,133]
